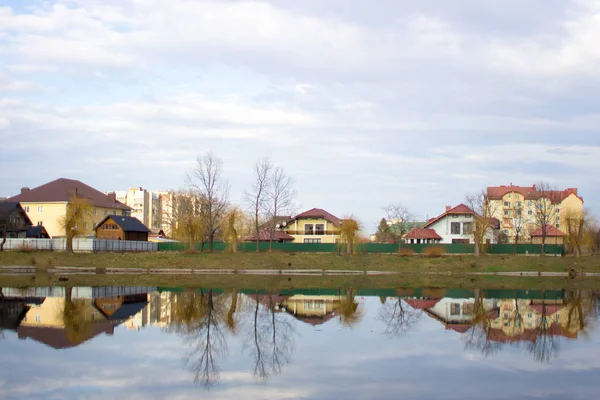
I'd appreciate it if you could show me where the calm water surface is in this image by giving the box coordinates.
[1,285,599,399]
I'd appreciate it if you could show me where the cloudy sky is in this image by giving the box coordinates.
[1,0,599,231]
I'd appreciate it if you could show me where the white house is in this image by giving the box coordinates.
[422,204,499,244]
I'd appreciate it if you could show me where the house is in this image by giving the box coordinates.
[530,225,566,245]
[5,178,131,238]
[403,228,442,244]
[246,229,295,243]
[422,204,498,244]
[0,202,33,239]
[95,215,150,241]
[487,184,584,242]
[280,208,342,244]
[25,225,50,239]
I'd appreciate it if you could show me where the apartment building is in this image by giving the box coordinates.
[112,187,162,230]
[486,184,583,241]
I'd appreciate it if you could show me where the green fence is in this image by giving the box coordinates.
[157,241,564,255]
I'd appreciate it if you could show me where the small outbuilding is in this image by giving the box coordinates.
[94,215,150,241]
[403,228,443,244]
[530,225,565,245]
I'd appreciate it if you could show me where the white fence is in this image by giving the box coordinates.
[1,238,158,253]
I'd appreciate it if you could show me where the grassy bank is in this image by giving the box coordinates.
[1,251,599,274]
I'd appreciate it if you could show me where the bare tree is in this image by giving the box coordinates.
[465,192,499,257]
[378,297,421,337]
[511,215,526,254]
[531,182,556,256]
[464,289,503,356]
[527,293,559,363]
[245,158,272,252]
[383,204,416,248]
[186,152,230,252]
[266,166,296,251]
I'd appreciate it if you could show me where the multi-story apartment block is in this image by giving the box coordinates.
[112,187,162,230]
[486,184,583,241]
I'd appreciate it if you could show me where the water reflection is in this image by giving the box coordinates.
[1,286,599,395]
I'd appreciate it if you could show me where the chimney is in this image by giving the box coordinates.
[20,187,30,195]
[107,192,116,202]
[445,205,451,212]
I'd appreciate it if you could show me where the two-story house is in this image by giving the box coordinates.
[6,178,131,238]
[281,208,342,244]
[419,204,499,244]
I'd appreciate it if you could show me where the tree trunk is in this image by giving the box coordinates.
[65,235,74,254]
[0,228,6,252]
[541,236,546,256]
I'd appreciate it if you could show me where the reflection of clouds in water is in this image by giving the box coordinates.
[0,292,600,399]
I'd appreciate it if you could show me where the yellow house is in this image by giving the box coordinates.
[6,178,131,238]
[280,208,342,244]
[487,184,583,242]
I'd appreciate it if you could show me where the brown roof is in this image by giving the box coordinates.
[294,313,337,326]
[289,208,342,227]
[530,225,565,237]
[7,178,131,210]
[403,228,442,240]
[487,184,583,204]
[487,217,501,230]
[259,216,292,230]
[404,299,441,309]
[0,202,32,228]
[423,204,476,228]
[17,321,119,349]
[246,229,295,242]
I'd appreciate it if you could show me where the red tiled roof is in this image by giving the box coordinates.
[404,299,440,309]
[246,229,295,242]
[7,178,131,210]
[487,217,501,230]
[487,184,583,204]
[403,228,442,240]
[530,225,565,237]
[423,204,476,228]
[289,208,342,227]
[529,304,562,315]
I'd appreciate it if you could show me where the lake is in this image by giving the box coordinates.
[1,285,599,399]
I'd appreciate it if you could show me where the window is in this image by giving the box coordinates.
[464,214,472,219]
[24,206,29,212]
[463,222,473,234]
[35,315,41,323]
[37,221,43,226]
[451,222,461,234]
[528,210,533,216]
[452,214,458,218]
[504,201,510,207]
[527,201,532,207]
[504,210,510,216]
[304,224,314,235]
[507,194,511,199]
[515,201,522,207]
[37,206,43,213]
[556,224,560,229]
[304,238,321,243]
[556,208,560,213]
[315,224,325,235]
[450,303,461,316]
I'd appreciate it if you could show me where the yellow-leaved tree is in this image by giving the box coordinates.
[59,196,92,253]
[339,217,360,255]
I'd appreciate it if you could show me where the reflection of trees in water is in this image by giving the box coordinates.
[169,289,228,389]
[246,293,295,382]
[61,286,93,344]
[464,289,502,357]
[378,298,421,337]
[527,291,559,364]
[337,289,364,328]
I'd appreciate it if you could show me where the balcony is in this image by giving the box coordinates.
[285,230,341,236]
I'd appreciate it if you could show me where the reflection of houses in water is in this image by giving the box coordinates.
[1,286,154,348]
[406,295,581,342]
[277,295,342,326]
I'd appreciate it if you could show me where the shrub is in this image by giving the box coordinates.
[398,248,415,256]
[422,246,446,258]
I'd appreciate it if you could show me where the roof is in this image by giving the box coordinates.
[423,204,476,228]
[259,216,292,230]
[7,178,131,210]
[530,225,565,237]
[487,184,583,204]
[25,225,49,238]
[487,217,501,230]
[403,228,442,240]
[0,202,32,227]
[246,229,295,242]
[94,215,150,233]
[17,321,120,349]
[288,208,342,227]
[404,299,441,309]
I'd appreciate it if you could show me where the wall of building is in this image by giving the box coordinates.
[427,215,492,244]
[283,218,340,244]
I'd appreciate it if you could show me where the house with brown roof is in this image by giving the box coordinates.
[403,228,442,244]
[486,183,583,242]
[0,202,32,240]
[5,178,131,238]
[530,225,566,245]
[94,215,150,241]
[421,204,499,244]
[279,208,342,244]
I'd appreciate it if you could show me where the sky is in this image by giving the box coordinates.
[0,0,599,232]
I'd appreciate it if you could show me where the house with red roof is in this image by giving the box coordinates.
[278,208,342,244]
[530,225,566,245]
[417,204,499,244]
[486,183,583,242]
